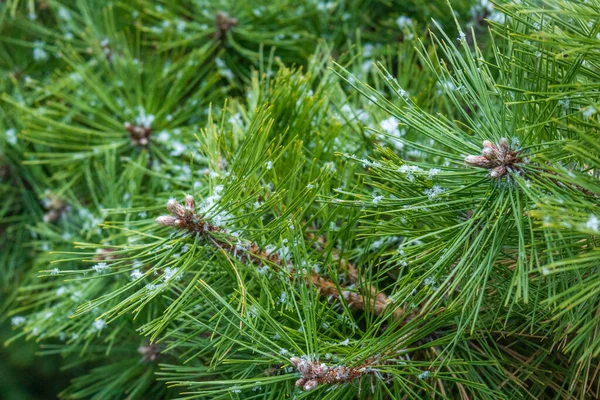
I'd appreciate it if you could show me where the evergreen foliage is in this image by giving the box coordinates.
[1,0,600,399]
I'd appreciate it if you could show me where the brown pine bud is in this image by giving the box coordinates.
[166,198,185,219]
[465,137,521,179]
[184,194,195,209]
[482,140,495,150]
[464,155,493,168]
[156,215,179,226]
[124,122,134,134]
[498,137,509,157]
[303,379,318,391]
[138,343,161,362]
[482,146,496,160]
[489,165,506,179]
[43,209,61,223]
[215,12,238,40]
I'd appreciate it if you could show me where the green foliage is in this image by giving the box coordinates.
[1,0,600,399]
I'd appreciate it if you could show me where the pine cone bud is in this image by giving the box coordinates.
[184,194,195,209]
[482,146,496,160]
[464,155,493,168]
[166,198,185,219]
[43,209,61,223]
[303,379,318,391]
[156,215,179,226]
[489,165,506,178]
[482,140,495,150]
[498,137,509,157]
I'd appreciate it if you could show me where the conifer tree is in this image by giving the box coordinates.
[1,0,600,399]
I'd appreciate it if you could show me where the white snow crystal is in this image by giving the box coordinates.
[33,42,48,61]
[586,214,599,232]
[92,262,109,273]
[6,129,17,145]
[380,117,400,136]
[427,168,441,179]
[582,106,596,119]
[58,7,71,20]
[130,269,144,280]
[398,165,423,182]
[372,194,384,204]
[396,16,412,29]
[418,371,430,379]
[93,319,106,331]
[424,186,445,200]
[163,267,180,281]
[541,267,550,276]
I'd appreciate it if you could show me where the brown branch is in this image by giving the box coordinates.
[156,196,403,319]
[290,356,380,391]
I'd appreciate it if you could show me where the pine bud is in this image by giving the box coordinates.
[465,138,521,179]
[215,12,238,40]
[166,198,185,219]
[498,137,509,157]
[155,215,179,226]
[464,155,492,168]
[489,165,506,178]
[303,379,318,391]
[295,378,307,388]
[184,194,195,209]
[138,343,161,362]
[482,140,495,151]
[43,209,61,223]
[482,146,496,160]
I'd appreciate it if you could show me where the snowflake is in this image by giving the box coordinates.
[380,117,400,136]
[6,129,17,145]
[427,168,441,179]
[58,7,71,21]
[396,16,412,29]
[398,165,423,182]
[93,319,106,331]
[541,267,550,276]
[418,371,430,379]
[582,106,597,119]
[586,214,599,232]
[93,262,110,273]
[278,292,288,305]
[33,42,48,61]
[163,267,180,281]
[424,186,445,200]
[558,98,570,109]
[135,107,154,128]
[131,269,144,280]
